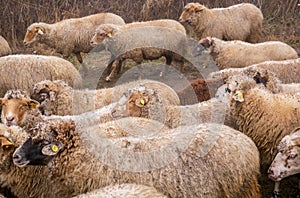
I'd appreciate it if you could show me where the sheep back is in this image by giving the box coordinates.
[0,55,82,97]
[0,36,12,57]
[180,3,263,43]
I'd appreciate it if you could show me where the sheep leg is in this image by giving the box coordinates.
[161,55,172,77]
[106,59,121,82]
[271,181,281,198]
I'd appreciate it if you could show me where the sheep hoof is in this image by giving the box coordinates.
[271,191,281,198]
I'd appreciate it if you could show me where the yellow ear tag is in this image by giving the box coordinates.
[29,101,38,109]
[37,29,44,35]
[107,33,112,37]
[140,99,145,105]
[233,91,244,102]
[51,144,59,153]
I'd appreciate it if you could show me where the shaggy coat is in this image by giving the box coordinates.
[31,79,179,116]
[220,74,300,168]
[179,3,263,42]
[24,13,125,74]
[13,119,261,198]
[0,36,12,57]
[196,37,298,70]
[0,55,82,97]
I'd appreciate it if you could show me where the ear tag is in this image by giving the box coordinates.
[0,137,13,149]
[140,99,145,105]
[233,91,244,102]
[51,144,59,153]
[37,29,44,35]
[29,101,38,109]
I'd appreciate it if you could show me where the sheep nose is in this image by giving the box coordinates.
[23,40,28,46]
[268,168,273,175]
[6,116,14,122]
[13,153,22,161]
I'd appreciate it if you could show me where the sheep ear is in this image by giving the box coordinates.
[0,137,14,149]
[28,100,39,109]
[233,91,244,102]
[135,98,147,107]
[194,5,204,12]
[37,28,44,35]
[41,142,64,156]
[0,98,3,106]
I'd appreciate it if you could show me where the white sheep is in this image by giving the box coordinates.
[0,36,12,57]
[111,85,227,128]
[73,183,167,198]
[209,58,300,84]
[195,37,298,70]
[179,3,263,42]
[31,79,179,116]
[90,21,187,81]
[13,118,261,197]
[218,74,300,168]
[23,12,125,74]
[0,54,82,97]
[268,127,300,182]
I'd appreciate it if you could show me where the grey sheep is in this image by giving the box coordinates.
[90,21,187,81]
[0,36,12,57]
[179,3,263,43]
[31,79,179,116]
[13,118,261,197]
[23,13,125,74]
[194,37,298,70]
[0,54,82,97]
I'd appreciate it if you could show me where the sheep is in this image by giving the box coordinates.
[0,54,82,97]
[0,90,43,131]
[31,79,179,116]
[194,37,298,70]
[209,58,300,84]
[217,74,300,169]
[176,77,225,105]
[111,85,227,128]
[0,36,12,57]
[90,21,187,81]
[13,118,261,197]
[268,127,300,182]
[73,183,167,198]
[179,3,263,43]
[23,12,125,74]
[0,123,55,198]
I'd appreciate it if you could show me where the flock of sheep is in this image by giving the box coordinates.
[0,1,299,198]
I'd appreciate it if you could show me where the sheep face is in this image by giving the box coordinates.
[0,90,39,127]
[0,125,18,169]
[31,80,67,115]
[24,23,46,46]
[13,119,69,167]
[179,3,205,25]
[90,24,119,46]
[193,37,214,56]
[268,128,300,181]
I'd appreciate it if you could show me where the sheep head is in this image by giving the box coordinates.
[0,90,39,127]
[111,85,165,122]
[179,3,205,25]
[268,127,300,181]
[90,24,120,46]
[193,37,215,56]
[31,80,70,115]
[23,23,48,46]
[0,124,29,171]
[13,118,74,167]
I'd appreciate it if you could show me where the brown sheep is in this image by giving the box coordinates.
[90,21,186,81]
[0,36,12,57]
[179,3,263,43]
[0,54,82,97]
[194,37,298,70]
[23,13,125,74]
